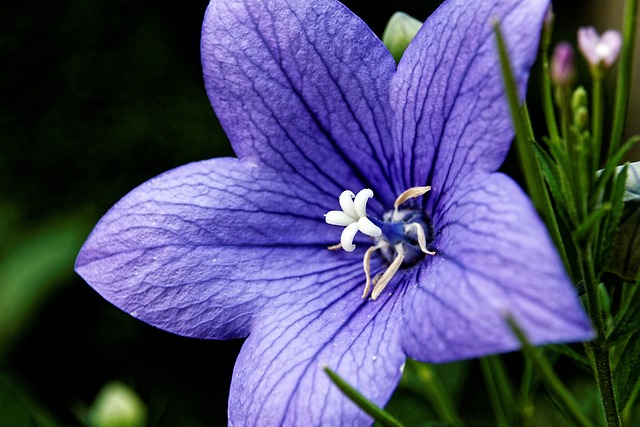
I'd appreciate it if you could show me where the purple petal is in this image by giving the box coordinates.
[390,0,549,202]
[75,157,370,339]
[400,174,593,362]
[228,279,404,426]
[201,0,399,207]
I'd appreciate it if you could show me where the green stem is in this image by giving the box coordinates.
[586,343,620,427]
[579,244,621,427]
[608,0,639,156]
[507,317,595,427]
[591,76,604,172]
[480,358,510,427]
[493,24,569,268]
[522,106,570,269]
[539,11,561,142]
[415,364,461,424]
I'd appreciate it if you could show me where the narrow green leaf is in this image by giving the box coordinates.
[607,204,640,282]
[574,202,610,244]
[614,331,640,411]
[608,279,640,344]
[533,142,565,208]
[494,24,547,214]
[494,23,570,272]
[480,356,519,426]
[538,9,560,142]
[401,361,462,424]
[0,213,92,356]
[608,0,638,156]
[506,316,595,427]
[597,160,640,280]
[0,373,63,427]
[324,367,405,427]
[597,165,629,274]
[622,160,640,203]
[547,345,591,369]
[592,137,640,209]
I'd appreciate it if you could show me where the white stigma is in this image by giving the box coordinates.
[325,189,382,252]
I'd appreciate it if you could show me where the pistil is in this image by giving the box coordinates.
[325,186,436,300]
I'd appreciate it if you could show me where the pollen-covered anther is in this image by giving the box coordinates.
[325,189,382,252]
[371,244,405,300]
[361,242,405,300]
[405,222,436,255]
[393,186,431,220]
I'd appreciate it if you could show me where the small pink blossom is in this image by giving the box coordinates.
[578,27,622,69]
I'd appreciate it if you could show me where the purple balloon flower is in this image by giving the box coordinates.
[76,0,593,425]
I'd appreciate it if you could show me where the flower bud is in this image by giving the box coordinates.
[550,42,576,86]
[87,382,147,427]
[571,86,588,112]
[577,27,622,72]
[382,12,423,64]
[571,86,589,130]
[543,6,554,34]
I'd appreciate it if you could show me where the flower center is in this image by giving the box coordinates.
[325,187,435,300]
[595,42,612,59]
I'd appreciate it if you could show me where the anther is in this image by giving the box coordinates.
[371,244,405,300]
[404,222,436,255]
[362,241,386,298]
[393,186,431,220]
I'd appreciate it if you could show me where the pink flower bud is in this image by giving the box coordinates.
[577,27,622,69]
[550,41,575,86]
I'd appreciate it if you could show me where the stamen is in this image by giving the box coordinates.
[393,186,431,219]
[326,187,436,301]
[327,243,342,250]
[404,222,436,255]
[362,241,386,298]
[371,244,405,300]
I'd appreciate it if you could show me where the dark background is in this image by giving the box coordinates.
[0,0,635,425]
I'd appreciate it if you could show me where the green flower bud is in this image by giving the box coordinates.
[571,86,588,112]
[87,382,147,427]
[573,106,589,130]
[382,12,423,64]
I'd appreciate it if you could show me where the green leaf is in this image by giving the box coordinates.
[0,213,92,357]
[494,23,569,270]
[622,160,640,203]
[324,367,405,427]
[382,12,422,64]
[608,279,640,344]
[398,360,463,424]
[480,356,519,427]
[506,316,595,427]
[0,373,63,427]
[532,141,565,210]
[608,205,640,281]
[547,345,590,369]
[605,162,640,281]
[614,331,640,411]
